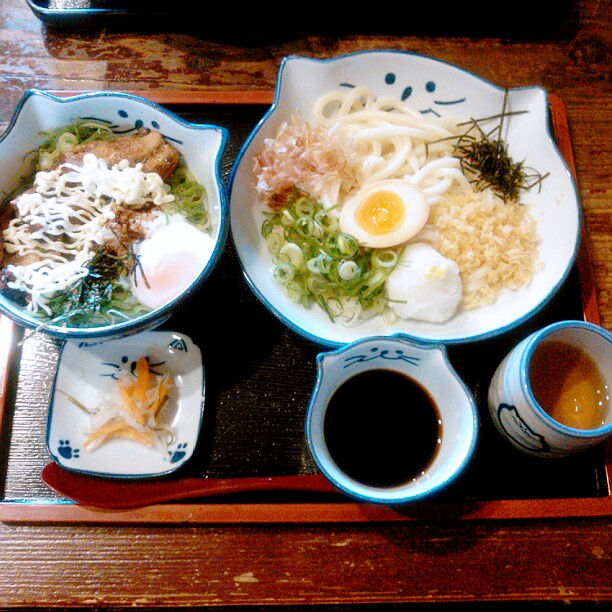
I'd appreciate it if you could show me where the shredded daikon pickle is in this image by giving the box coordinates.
[82,356,176,453]
[3,153,174,315]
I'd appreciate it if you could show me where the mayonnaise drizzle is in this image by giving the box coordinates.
[3,153,175,315]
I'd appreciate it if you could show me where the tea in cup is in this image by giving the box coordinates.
[488,320,611,457]
[305,334,479,504]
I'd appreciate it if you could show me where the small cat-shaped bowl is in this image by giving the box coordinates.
[47,330,204,479]
[306,333,478,504]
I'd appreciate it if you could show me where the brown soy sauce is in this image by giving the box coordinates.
[323,369,442,488]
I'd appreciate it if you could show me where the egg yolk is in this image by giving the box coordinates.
[354,190,405,235]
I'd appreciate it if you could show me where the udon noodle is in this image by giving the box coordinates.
[311,87,472,205]
[255,87,541,325]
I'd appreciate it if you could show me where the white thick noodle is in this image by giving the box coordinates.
[312,87,465,204]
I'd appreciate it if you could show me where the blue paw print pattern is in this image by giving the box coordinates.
[57,440,80,460]
[168,442,188,464]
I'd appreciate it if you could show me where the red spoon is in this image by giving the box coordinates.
[41,462,339,509]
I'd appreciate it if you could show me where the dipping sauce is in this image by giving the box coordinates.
[323,369,442,488]
[529,340,609,430]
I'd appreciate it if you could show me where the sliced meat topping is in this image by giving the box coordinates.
[59,128,180,179]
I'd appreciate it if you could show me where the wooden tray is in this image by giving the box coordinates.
[0,91,610,524]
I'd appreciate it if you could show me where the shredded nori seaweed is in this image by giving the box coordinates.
[435,90,549,203]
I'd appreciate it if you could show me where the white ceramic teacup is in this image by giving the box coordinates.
[305,334,479,504]
[488,320,612,457]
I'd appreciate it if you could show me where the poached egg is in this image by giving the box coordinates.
[131,220,215,310]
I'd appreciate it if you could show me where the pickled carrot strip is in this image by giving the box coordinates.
[83,421,154,451]
[83,420,129,451]
[119,386,146,425]
[151,375,171,416]
[132,356,150,402]
[105,426,154,446]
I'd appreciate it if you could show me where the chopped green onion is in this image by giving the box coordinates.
[273,262,295,285]
[266,231,284,255]
[338,260,359,280]
[372,249,399,268]
[260,188,401,322]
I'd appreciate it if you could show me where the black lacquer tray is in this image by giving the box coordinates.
[0,91,609,524]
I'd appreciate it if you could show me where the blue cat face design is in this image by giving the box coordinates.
[340,72,466,117]
[98,355,166,381]
[497,403,549,453]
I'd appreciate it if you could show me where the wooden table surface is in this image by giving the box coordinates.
[1,0,611,609]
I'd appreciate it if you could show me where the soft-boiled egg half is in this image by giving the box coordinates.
[131,220,215,310]
[339,179,429,248]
